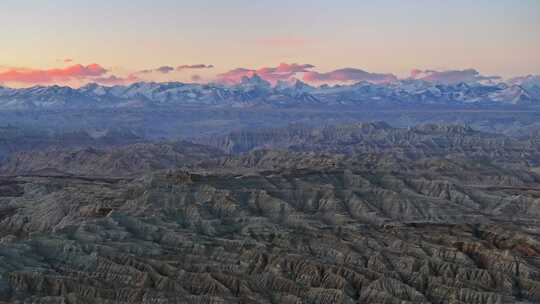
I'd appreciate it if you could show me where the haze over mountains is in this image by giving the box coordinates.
[1,71,540,151]
[1,72,539,110]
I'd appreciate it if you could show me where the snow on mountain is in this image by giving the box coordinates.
[0,76,539,110]
[489,85,535,105]
[508,75,540,87]
[508,75,540,100]
[237,74,271,90]
[0,85,99,109]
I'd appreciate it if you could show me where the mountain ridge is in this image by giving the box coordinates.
[1,76,540,110]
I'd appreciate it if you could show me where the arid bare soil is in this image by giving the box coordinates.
[2,123,540,303]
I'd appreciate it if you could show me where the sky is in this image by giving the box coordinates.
[1,0,539,87]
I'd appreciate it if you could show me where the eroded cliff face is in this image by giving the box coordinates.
[2,150,540,303]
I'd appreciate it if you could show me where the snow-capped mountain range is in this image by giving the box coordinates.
[1,74,539,110]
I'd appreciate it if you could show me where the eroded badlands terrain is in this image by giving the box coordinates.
[1,123,540,303]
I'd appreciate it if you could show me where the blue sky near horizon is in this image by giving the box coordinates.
[1,0,539,86]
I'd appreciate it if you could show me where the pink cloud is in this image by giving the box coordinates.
[303,68,397,84]
[216,63,315,85]
[409,69,501,84]
[409,69,424,79]
[92,74,139,85]
[0,64,107,84]
[216,68,256,85]
[217,64,398,85]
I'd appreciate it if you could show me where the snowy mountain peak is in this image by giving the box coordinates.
[0,78,539,110]
[239,74,271,89]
